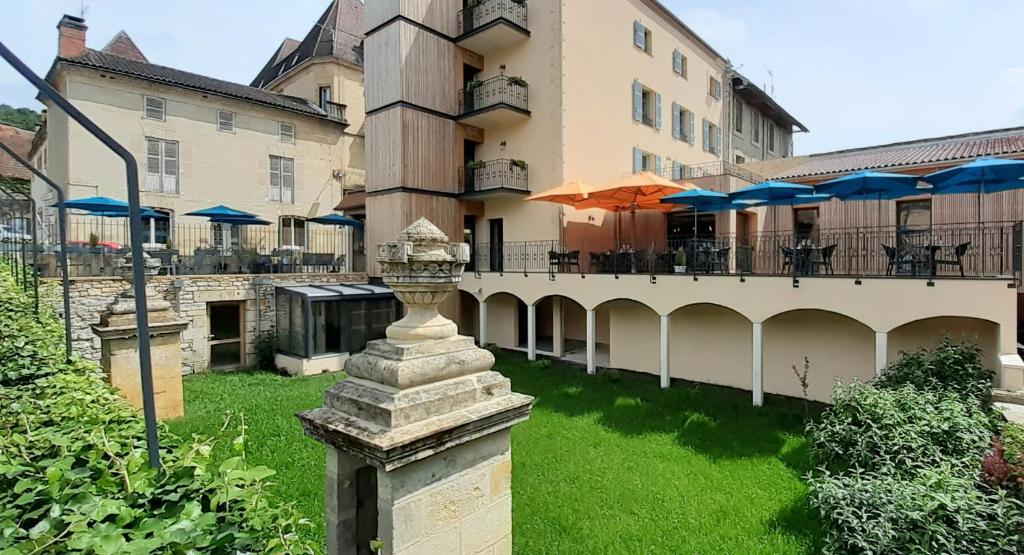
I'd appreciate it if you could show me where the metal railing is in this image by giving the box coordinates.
[322,100,346,123]
[459,75,529,115]
[458,0,529,35]
[461,159,529,194]
[639,160,765,185]
[472,222,1023,283]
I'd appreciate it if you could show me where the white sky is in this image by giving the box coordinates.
[2,0,1023,155]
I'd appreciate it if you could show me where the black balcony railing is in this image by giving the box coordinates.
[472,222,1024,283]
[322,100,346,123]
[459,75,529,115]
[458,0,528,35]
[641,161,765,185]
[462,159,529,194]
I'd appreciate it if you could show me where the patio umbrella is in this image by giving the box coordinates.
[815,170,922,227]
[582,172,699,248]
[525,180,599,207]
[922,158,1024,225]
[308,213,364,230]
[730,181,817,234]
[59,196,131,213]
[185,205,258,219]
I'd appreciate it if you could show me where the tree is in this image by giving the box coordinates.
[0,104,41,131]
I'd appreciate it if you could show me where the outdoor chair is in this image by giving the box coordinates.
[813,244,837,275]
[882,244,916,276]
[933,241,971,277]
[150,249,179,275]
[562,250,581,273]
[710,247,731,273]
[779,246,795,275]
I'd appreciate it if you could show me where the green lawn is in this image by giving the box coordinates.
[169,351,821,554]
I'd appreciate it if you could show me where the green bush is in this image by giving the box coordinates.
[808,465,1024,555]
[807,382,990,475]
[0,262,318,554]
[876,337,993,406]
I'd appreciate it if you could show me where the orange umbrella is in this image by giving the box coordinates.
[582,172,700,247]
[525,180,599,207]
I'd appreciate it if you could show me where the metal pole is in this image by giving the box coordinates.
[0,188,29,290]
[0,41,161,469]
[0,140,72,358]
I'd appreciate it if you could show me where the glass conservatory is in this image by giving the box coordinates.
[275,284,400,363]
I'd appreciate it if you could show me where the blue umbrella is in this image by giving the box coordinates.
[923,158,1024,224]
[730,180,814,202]
[308,213,364,230]
[815,170,922,228]
[57,195,131,213]
[86,208,168,219]
[208,216,270,226]
[662,189,761,245]
[185,205,258,219]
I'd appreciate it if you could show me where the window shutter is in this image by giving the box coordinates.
[672,161,681,180]
[654,155,662,175]
[632,81,642,122]
[633,147,642,173]
[702,119,710,152]
[162,141,178,193]
[688,111,696,144]
[671,102,680,140]
[634,21,644,49]
[717,127,723,157]
[673,50,681,75]
[654,92,662,130]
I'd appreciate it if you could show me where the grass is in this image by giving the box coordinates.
[169,351,822,554]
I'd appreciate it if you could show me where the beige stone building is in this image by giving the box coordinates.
[31,5,365,260]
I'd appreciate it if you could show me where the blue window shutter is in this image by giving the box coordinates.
[702,119,711,152]
[632,80,642,122]
[655,155,662,174]
[654,92,662,129]
[633,147,642,172]
[673,50,682,75]
[634,21,644,49]
[671,102,680,140]
[672,161,681,180]
[689,111,696,144]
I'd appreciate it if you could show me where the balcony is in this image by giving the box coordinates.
[458,75,530,127]
[321,100,347,126]
[460,159,530,198]
[456,0,529,56]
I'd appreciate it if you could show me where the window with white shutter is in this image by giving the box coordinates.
[708,77,722,101]
[279,217,307,249]
[672,50,687,78]
[269,155,295,203]
[279,122,295,144]
[217,110,235,133]
[144,96,166,121]
[633,21,651,53]
[144,138,178,193]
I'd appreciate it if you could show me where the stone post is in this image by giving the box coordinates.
[300,218,533,555]
[91,251,187,419]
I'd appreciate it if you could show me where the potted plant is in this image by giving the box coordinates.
[465,79,483,93]
[673,247,687,273]
[466,160,485,170]
[508,159,527,172]
[506,75,527,88]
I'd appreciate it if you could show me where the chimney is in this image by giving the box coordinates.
[57,15,88,58]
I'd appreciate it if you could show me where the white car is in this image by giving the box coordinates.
[0,224,31,243]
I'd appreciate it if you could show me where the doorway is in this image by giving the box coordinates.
[489,218,504,272]
[208,301,244,369]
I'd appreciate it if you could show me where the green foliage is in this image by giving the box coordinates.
[875,337,993,406]
[809,465,1024,555]
[1003,422,1024,466]
[0,261,318,554]
[0,104,41,131]
[807,382,991,475]
[254,331,278,372]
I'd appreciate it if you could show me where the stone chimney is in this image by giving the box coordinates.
[57,15,88,59]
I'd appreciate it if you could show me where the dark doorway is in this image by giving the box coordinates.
[208,301,243,369]
[464,140,478,193]
[793,207,819,245]
[517,300,527,348]
[489,218,504,272]
[464,215,477,271]
[667,211,716,242]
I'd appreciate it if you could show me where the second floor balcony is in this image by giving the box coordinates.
[457,0,530,55]
[458,75,530,127]
[460,158,530,197]
[320,100,347,126]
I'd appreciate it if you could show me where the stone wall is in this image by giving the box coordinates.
[45,272,367,374]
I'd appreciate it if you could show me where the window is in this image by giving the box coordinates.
[897,199,932,230]
[672,49,687,78]
[279,122,295,143]
[269,155,295,203]
[632,81,661,129]
[213,223,241,251]
[632,147,660,173]
[671,103,695,144]
[217,110,235,133]
[768,123,777,153]
[752,111,762,144]
[671,160,685,180]
[144,96,166,121]
[793,207,819,245]
[708,77,722,100]
[633,21,652,54]
[143,209,172,246]
[279,217,307,249]
[702,119,722,156]
[318,86,332,108]
[734,100,744,134]
[144,138,179,193]
[735,154,746,164]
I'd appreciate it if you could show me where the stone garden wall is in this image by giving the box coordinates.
[44,273,367,373]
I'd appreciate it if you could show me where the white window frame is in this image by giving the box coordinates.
[279,122,295,144]
[269,155,295,203]
[734,100,744,135]
[279,216,307,250]
[144,138,179,193]
[217,110,235,133]
[144,96,166,121]
[768,123,777,153]
[751,111,762,145]
[318,86,332,108]
[143,209,173,248]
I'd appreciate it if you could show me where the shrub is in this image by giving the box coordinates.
[0,261,318,554]
[254,330,279,372]
[808,465,1024,555]
[876,337,993,406]
[807,382,990,475]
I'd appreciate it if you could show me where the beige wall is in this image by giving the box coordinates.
[888,316,1000,371]
[485,292,520,347]
[606,300,660,374]
[670,304,752,391]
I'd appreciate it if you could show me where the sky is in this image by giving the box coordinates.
[1,0,1023,155]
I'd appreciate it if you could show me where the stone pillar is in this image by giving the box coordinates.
[478,299,488,346]
[91,251,187,419]
[300,219,533,555]
[752,321,764,407]
[526,303,536,361]
[874,331,888,377]
[586,309,596,375]
[659,314,670,389]
[551,297,564,358]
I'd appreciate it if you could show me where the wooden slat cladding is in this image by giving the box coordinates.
[366,107,458,194]
[365,192,464,276]
[363,0,400,32]
[364,0,461,37]
[365,21,458,113]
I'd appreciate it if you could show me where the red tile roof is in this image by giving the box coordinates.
[774,126,1024,180]
[100,30,148,63]
[0,124,35,181]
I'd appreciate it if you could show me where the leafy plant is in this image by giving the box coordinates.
[254,331,279,373]
[88,232,100,247]
[466,160,485,170]
[673,247,687,267]
[792,356,811,412]
[876,337,993,406]
[509,159,527,171]
[506,75,528,88]
[465,79,483,93]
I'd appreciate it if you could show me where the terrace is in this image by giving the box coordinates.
[458,75,530,127]
[456,0,530,56]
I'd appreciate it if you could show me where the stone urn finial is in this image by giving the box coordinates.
[377,218,470,344]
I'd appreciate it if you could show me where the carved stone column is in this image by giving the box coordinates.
[91,250,187,419]
[300,218,533,555]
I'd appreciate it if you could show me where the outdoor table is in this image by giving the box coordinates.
[793,245,823,275]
